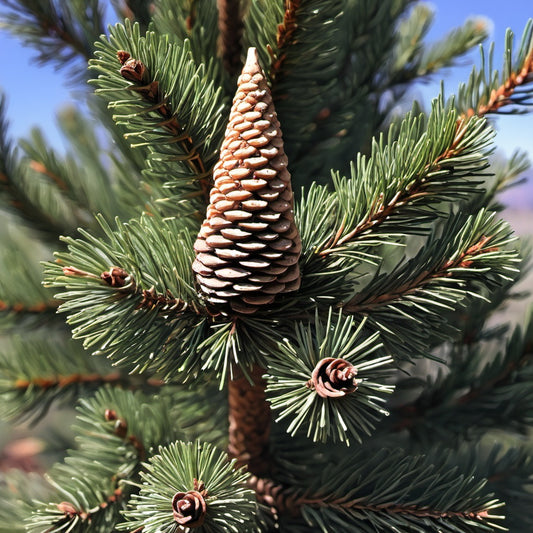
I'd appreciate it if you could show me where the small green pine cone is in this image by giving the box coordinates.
[193,47,301,315]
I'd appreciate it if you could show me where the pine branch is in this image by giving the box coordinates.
[416,17,489,79]
[0,471,52,533]
[289,95,497,315]
[116,50,210,200]
[252,446,504,532]
[45,215,293,385]
[270,0,368,187]
[458,20,533,117]
[247,0,483,190]
[28,388,182,533]
[0,218,62,331]
[316,97,492,258]
[153,0,224,85]
[43,215,216,380]
[0,0,104,77]
[293,21,532,264]
[90,21,228,216]
[344,232,505,314]
[0,96,70,238]
[287,23,533,295]
[0,333,124,421]
[17,127,123,232]
[381,13,489,134]
[482,444,533,532]
[349,211,518,360]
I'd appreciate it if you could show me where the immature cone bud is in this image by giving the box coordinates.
[308,357,358,398]
[193,48,301,315]
[172,490,207,527]
[100,267,129,287]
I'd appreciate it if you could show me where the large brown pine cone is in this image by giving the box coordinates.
[193,47,301,315]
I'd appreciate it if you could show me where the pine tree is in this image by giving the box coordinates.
[0,1,532,531]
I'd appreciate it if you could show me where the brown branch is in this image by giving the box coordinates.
[13,372,165,392]
[0,300,59,314]
[250,475,492,522]
[217,0,244,76]
[51,407,147,529]
[228,362,271,477]
[463,47,533,118]
[117,52,211,201]
[62,265,205,316]
[343,234,498,314]
[319,50,533,258]
[319,120,469,256]
[269,0,302,82]
[29,160,69,190]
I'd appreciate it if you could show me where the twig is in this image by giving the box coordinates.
[269,0,301,82]
[463,48,533,117]
[0,300,59,314]
[217,0,244,76]
[319,121,469,256]
[14,372,165,392]
[250,475,494,522]
[342,234,498,313]
[117,52,211,201]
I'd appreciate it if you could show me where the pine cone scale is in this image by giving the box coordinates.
[193,48,301,314]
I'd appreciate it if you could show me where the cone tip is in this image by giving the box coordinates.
[243,47,261,75]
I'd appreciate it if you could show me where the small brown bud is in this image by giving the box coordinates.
[117,50,131,65]
[101,267,129,287]
[172,488,207,527]
[104,409,117,421]
[119,57,147,83]
[113,419,128,439]
[105,409,128,438]
[57,501,78,517]
[308,357,358,398]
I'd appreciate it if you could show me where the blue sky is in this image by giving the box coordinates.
[0,1,532,205]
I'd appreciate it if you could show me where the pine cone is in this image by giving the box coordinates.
[308,358,358,398]
[193,47,301,315]
[172,488,207,527]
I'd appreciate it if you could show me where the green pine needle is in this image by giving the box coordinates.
[266,310,394,445]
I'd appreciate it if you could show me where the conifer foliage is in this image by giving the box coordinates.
[0,1,532,532]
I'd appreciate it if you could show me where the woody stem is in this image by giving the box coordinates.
[228,364,271,477]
